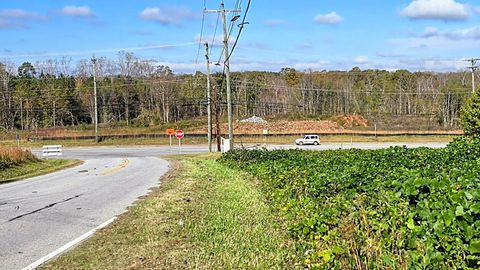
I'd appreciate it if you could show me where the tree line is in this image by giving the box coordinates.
[0,52,475,132]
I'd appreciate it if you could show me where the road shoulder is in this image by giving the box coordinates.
[42,155,296,269]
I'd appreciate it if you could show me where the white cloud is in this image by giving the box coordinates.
[0,9,46,28]
[400,0,470,21]
[0,9,46,20]
[0,19,23,29]
[263,19,285,27]
[150,57,468,74]
[194,34,224,47]
[61,6,95,18]
[354,56,369,64]
[389,26,480,58]
[140,6,197,26]
[314,12,343,25]
[297,42,314,49]
[446,26,480,39]
[376,52,409,58]
[422,26,439,37]
[415,25,480,40]
[420,59,465,71]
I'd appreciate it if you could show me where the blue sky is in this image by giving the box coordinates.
[0,0,479,73]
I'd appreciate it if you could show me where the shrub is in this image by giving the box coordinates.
[0,147,38,170]
[461,91,480,136]
[220,139,480,269]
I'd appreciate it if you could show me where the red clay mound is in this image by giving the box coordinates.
[332,114,369,128]
[195,119,343,134]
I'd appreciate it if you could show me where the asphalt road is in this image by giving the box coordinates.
[0,156,174,270]
[265,141,448,150]
[40,145,210,159]
[0,142,448,269]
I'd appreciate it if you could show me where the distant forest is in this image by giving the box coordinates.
[0,52,475,131]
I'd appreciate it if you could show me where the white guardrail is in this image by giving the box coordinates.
[42,145,63,158]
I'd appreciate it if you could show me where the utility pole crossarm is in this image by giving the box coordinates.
[465,58,480,93]
[204,9,241,13]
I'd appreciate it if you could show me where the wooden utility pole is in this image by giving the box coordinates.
[205,2,241,151]
[20,98,23,130]
[91,55,99,142]
[204,43,213,152]
[466,58,479,93]
[212,84,221,152]
[53,100,56,129]
[220,2,234,150]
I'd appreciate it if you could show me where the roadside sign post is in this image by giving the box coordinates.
[166,128,175,153]
[178,137,181,154]
[263,129,269,147]
[175,129,184,154]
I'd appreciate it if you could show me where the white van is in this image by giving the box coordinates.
[295,135,320,145]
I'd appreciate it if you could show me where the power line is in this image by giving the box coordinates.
[225,0,251,63]
[195,1,208,64]
[215,0,242,65]
[0,43,196,59]
[211,9,221,46]
[2,78,192,93]
[228,80,473,95]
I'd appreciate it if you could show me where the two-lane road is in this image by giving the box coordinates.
[0,156,172,269]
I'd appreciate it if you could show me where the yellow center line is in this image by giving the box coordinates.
[101,158,130,176]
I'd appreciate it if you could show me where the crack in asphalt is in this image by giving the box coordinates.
[7,194,83,222]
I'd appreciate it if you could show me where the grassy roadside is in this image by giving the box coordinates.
[0,159,82,184]
[43,155,297,269]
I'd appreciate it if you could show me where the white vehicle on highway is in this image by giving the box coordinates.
[295,135,320,145]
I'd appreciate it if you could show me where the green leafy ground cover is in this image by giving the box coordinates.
[220,137,480,269]
[44,156,295,269]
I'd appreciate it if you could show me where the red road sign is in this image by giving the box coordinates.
[175,129,184,139]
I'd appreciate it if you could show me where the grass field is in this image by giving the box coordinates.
[0,146,80,183]
[0,159,81,183]
[43,156,297,269]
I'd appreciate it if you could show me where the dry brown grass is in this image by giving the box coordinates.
[0,146,38,169]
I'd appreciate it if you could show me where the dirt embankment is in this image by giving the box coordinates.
[194,114,370,134]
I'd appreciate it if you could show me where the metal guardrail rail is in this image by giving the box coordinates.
[42,145,63,157]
